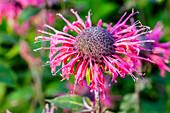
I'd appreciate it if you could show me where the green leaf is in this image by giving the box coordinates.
[0,83,6,105]
[120,93,138,112]
[94,1,118,20]
[19,5,43,24]
[6,22,14,34]
[0,18,7,32]
[0,47,9,56]
[5,44,20,59]
[46,94,92,112]
[44,81,68,97]
[4,86,33,109]
[0,63,17,86]
[0,33,18,44]
[86,68,91,86]
[105,70,112,75]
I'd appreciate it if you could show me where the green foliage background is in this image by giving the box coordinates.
[0,0,170,112]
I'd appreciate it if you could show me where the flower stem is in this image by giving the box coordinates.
[135,81,140,113]
[94,87,101,113]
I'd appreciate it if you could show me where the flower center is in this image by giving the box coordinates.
[75,26,115,63]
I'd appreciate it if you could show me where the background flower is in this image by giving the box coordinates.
[137,22,170,77]
[146,22,170,77]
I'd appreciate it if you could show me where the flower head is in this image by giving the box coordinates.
[0,1,20,24]
[35,9,152,93]
[138,22,170,77]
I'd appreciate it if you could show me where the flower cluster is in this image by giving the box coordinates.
[35,9,153,93]
[0,0,56,36]
[0,0,43,24]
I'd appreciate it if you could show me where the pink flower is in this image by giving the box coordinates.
[0,0,44,24]
[14,21,29,35]
[31,9,55,30]
[35,9,153,93]
[43,103,55,113]
[6,109,11,113]
[4,3,17,19]
[144,22,170,77]
[0,3,5,24]
[17,0,44,8]
[0,1,22,24]
[0,2,18,24]
[47,11,55,25]
[46,0,59,7]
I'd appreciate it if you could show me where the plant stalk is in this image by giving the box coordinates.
[94,87,101,113]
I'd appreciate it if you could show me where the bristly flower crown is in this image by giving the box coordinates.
[34,9,154,95]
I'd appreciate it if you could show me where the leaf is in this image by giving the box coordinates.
[0,18,7,32]
[19,5,43,24]
[94,1,118,20]
[0,63,17,86]
[135,78,151,92]
[6,22,14,34]
[46,94,92,112]
[44,81,68,97]
[4,86,33,109]
[0,33,18,44]
[5,44,20,59]
[120,93,138,112]
[0,83,6,105]
[86,68,91,86]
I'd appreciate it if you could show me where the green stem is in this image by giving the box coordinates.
[31,68,44,106]
[94,87,101,113]
[135,81,140,113]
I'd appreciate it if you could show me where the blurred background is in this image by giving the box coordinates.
[0,0,170,112]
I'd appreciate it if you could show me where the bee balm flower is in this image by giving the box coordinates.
[35,9,153,93]
[138,22,170,77]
